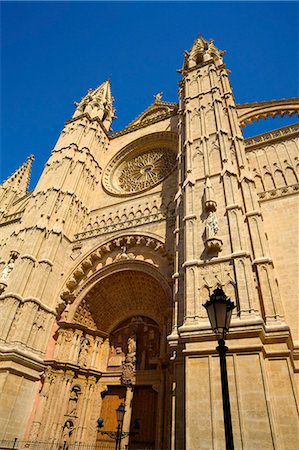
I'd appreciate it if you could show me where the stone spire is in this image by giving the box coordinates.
[1,154,34,196]
[72,80,115,130]
[183,35,225,70]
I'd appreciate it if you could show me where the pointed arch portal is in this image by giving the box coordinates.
[30,251,172,449]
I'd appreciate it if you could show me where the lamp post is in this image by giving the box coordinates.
[115,403,125,450]
[203,288,236,450]
[97,403,140,450]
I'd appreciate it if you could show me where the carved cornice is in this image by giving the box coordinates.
[44,360,102,380]
[237,98,299,127]
[245,123,299,151]
[258,183,299,202]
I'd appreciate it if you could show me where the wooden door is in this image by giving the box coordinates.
[96,386,126,448]
[129,386,158,449]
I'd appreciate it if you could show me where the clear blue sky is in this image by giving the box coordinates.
[1,1,298,189]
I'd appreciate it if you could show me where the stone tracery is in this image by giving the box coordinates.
[118,148,176,193]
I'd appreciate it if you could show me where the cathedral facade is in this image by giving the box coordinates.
[0,36,298,449]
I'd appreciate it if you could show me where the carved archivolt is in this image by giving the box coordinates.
[61,233,172,301]
[102,132,178,196]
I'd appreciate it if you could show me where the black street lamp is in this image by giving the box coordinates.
[115,404,125,450]
[97,403,140,450]
[203,288,236,450]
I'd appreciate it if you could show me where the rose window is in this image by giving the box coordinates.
[118,149,175,193]
[102,132,178,196]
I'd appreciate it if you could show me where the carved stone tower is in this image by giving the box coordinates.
[0,37,298,450]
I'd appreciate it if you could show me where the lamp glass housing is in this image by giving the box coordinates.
[116,403,125,424]
[203,288,236,339]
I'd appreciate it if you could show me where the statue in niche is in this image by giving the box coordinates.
[127,335,136,356]
[121,334,137,386]
[60,420,74,450]
[78,337,90,367]
[205,211,219,239]
[0,253,17,282]
[67,386,80,416]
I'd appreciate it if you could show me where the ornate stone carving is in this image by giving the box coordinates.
[121,334,136,386]
[66,385,81,416]
[118,148,176,194]
[61,234,170,300]
[0,252,18,283]
[204,206,223,253]
[102,132,178,196]
[78,337,90,367]
[62,420,75,442]
[205,211,218,239]
[73,299,97,329]
[116,246,135,260]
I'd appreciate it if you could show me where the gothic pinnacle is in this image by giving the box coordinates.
[72,79,116,130]
[1,154,34,195]
[183,35,225,70]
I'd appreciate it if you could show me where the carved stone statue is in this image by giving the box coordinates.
[0,253,17,282]
[78,337,90,367]
[127,335,136,355]
[154,92,163,102]
[205,211,218,239]
[116,246,134,260]
[61,420,74,448]
[67,386,80,416]
[121,335,137,386]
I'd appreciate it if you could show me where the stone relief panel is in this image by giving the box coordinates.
[53,326,103,370]
[73,298,97,330]
[198,261,236,315]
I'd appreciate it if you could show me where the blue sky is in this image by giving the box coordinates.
[1,1,298,189]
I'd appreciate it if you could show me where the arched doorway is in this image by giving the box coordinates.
[29,262,172,449]
[99,316,162,449]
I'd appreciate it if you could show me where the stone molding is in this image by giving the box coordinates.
[258,183,299,201]
[0,292,57,315]
[76,210,168,240]
[61,233,171,301]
